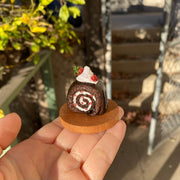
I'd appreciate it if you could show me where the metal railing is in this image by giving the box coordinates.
[148,0,180,155]
[0,50,58,120]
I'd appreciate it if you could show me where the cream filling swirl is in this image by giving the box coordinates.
[73,91,96,112]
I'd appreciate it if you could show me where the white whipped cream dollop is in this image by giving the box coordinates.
[76,66,98,84]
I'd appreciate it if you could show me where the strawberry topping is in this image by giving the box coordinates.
[73,66,84,76]
[91,75,98,82]
[77,67,84,75]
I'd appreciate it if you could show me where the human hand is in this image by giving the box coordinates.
[0,111,126,180]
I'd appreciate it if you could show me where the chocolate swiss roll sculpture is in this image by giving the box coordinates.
[67,66,108,116]
[59,65,123,133]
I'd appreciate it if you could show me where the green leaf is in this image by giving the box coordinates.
[7,25,17,32]
[73,65,79,76]
[39,35,49,46]
[66,46,73,54]
[70,30,81,44]
[33,54,40,65]
[49,36,58,44]
[50,44,56,50]
[68,7,80,18]
[36,4,46,14]
[60,48,64,54]
[39,0,53,6]
[0,28,8,50]
[12,18,22,26]
[12,42,22,50]
[31,43,40,52]
[0,28,8,39]
[68,0,85,5]
[59,5,69,22]
[77,38,81,44]
[0,40,6,50]
[34,38,41,44]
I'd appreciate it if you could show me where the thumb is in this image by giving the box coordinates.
[0,113,21,152]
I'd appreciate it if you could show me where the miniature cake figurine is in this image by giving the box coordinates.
[59,65,124,134]
[67,66,108,116]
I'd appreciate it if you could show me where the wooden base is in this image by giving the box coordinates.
[59,100,124,134]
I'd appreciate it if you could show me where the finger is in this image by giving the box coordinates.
[55,151,87,180]
[0,113,21,150]
[70,132,105,163]
[31,117,63,144]
[82,120,126,180]
[54,129,81,151]
[52,117,64,129]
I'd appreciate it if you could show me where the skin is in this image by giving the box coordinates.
[0,111,126,180]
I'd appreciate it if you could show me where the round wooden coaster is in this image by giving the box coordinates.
[59,99,124,134]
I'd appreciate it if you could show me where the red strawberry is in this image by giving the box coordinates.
[73,66,84,76]
[91,74,98,82]
[77,67,84,75]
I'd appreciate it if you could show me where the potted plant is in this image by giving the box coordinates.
[0,0,85,81]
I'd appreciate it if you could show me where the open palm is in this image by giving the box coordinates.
[0,112,126,180]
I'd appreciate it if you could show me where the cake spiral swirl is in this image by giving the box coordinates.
[73,91,96,112]
[67,81,107,116]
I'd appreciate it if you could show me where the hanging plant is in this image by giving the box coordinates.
[0,0,85,79]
